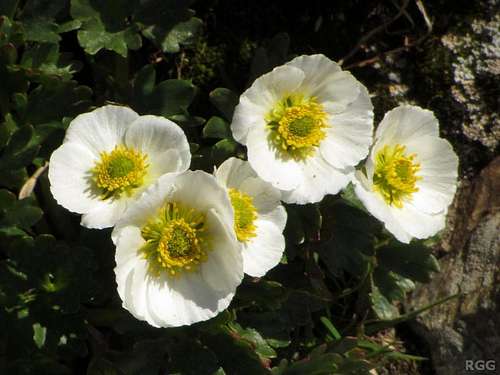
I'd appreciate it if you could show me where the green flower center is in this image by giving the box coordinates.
[91,145,148,199]
[229,188,257,243]
[266,94,328,160]
[373,144,422,208]
[140,202,210,277]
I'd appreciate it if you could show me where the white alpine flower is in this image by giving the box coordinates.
[112,170,243,328]
[231,54,374,204]
[353,105,459,243]
[214,157,287,277]
[48,105,191,229]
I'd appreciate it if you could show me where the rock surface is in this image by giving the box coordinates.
[407,157,500,375]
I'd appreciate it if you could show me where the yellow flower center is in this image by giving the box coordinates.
[92,145,148,199]
[266,94,328,160]
[373,144,422,208]
[229,188,257,243]
[140,202,210,277]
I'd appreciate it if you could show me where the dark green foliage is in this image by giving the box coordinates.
[0,1,449,374]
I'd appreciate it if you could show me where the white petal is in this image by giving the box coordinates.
[145,271,235,327]
[259,205,288,232]
[112,173,180,235]
[231,98,268,143]
[282,153,353,204]
[246,127,303,191]
[321,84,373,169]
[375,105,439,145]
[81,197,130,229]
[353,171,413,243]
[239,177,282,214]
[242,218,285,277]
[48,142,101,213]
[122,258,151,322]
[286,55,360,107]
[114,226,144,300]
[170,171,235,231]
[214,157,255,189]
[65,105,139,156]
[125,115,191,177]
[406,136,458,177]
[401,136,457,214]
[396,203,446,240]
[231,65,305,142]
[286,54,342,90]
[200,209,243,291]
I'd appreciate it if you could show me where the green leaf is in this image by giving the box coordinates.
[320,317,341,340]
[209,88,239,121]
[377,242,440,283]
[283,353,340,375]
[71,0,141,57]
[21,43,81,81]
[211,138,239,164]
[33,323,47,348]
[0,125,40,169]
[202,331,270,375]
[148,79,196,116]
[143,16,202,53]
[239,311,291,349]
[319,200,380,277]
[237,280,288,310]
[20,0,72,44]
[203,116,230,139]
[23,18,61,43]
[373,267,415,304]
[229,322,277,359]
[132,67,196,117]
[369,283,399,320]
[135,0,199,53]
[26,79,92,124]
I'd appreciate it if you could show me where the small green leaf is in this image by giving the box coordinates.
[377,242,440,283]
[203,116,230,139]
[369,284,399,320]
[33,323,47,348]
[71,0,141,57]
[134,78,196,117]
[211,138,239,163]
[209,88,239,121]
[144,16,203,53]
[320,317,341,340]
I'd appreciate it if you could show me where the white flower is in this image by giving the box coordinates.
[48,105,191,229]
[112,170,243,328]
[353,105,459,243]
[231,54,373,204]
[214,157,287,277]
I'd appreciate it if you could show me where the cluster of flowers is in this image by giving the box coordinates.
[48,54,458,328]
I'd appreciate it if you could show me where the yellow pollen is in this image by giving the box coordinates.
[92,145,148,199]
[229,188,257,243]
[140,202,210,277]
[373,144,422,208]
[266,94,328,160]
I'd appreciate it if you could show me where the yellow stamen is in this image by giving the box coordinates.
[140,202,210,277]
[373,144,422,208]
[266,94,328,160]
[92,145,148,199]
[229,188,257,243]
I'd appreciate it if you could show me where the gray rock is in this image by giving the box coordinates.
[407,157,500,375]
